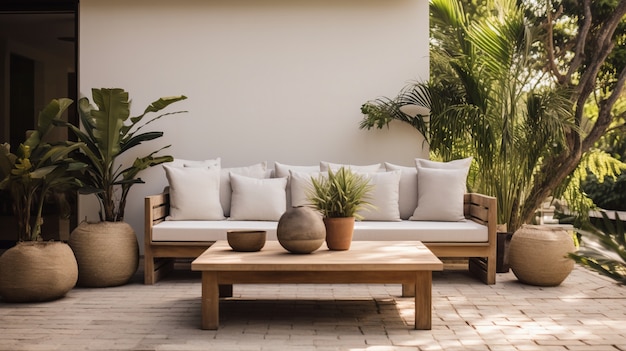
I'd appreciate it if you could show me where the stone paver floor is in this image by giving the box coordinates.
[1,264,625,351]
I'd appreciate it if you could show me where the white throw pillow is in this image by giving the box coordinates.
[384,162,418,220]
[415,157,473,170]
[169,157,221,168]
[274,162,320,208]
[409,167,467,222]
[274,162,320,178]
[320,161,382,173]
[220,162,267,217]
[163,165,225,220]
[357,171,402,221]
[289,170,325,208]
[229,173,287,221]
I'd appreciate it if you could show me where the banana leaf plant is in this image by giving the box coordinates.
[0,98,87,241]
[54,88,187,222]
[569,212,626,285]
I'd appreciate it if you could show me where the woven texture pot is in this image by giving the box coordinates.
[324,217,355,251]
[69,221,139,287]
[0,241,78,302]
[277,207,326,253]
[509,224,575,286]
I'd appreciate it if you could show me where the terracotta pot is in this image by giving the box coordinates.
[69,221,139,287]
[0,241,78,302]
[509,224,575,286]
[324,217,355,251]
[277,207,326,253]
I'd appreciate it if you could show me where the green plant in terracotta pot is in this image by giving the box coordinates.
[55,88,187,287]
[306,167,374,250]
[0,98,86,302]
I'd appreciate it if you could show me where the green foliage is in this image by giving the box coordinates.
[558,92,626,220]
[361,0,626,232]
[583,173,626,211]
[306,167,374,219]
[0,99,87,241]
[360,0,574,231]
[569,212,626,285]
[55,88,187,222]
[557,150,625,226]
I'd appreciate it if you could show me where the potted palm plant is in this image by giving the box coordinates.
[306,167,373,250]
[0,98,86,302]
[55,88,187,287]
[360,0,576,273]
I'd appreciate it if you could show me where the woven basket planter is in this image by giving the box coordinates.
[0,241,78,302]
[509,224,575,286]
[69,221,139,287]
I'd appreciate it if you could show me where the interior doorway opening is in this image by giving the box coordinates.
[0,1,79,245]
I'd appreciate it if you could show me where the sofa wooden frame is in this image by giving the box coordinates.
[144,191,497,285]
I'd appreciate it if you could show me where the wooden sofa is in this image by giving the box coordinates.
[144,191,497,285]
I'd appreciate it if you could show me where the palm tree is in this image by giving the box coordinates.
[362,0,626,232]
[361,0,573,232]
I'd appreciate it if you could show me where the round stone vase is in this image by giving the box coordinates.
[509,224,575,286]
[277,207,326,253]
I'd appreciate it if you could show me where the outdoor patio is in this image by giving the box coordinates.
[1,263,625,351]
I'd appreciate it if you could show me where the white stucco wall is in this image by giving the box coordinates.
[79,0,429,247]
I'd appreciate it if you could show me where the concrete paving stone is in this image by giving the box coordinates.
[363,336,394,346]
[566,346,623,351]
[155,344,216,351]
[1,265,626,350]
[509,345,560,351]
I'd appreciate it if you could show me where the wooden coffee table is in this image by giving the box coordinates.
[191,240,443,330]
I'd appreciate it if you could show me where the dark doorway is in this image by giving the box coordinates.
[0,1,79,245]
[9,53,35,153]
[0,0,79,145]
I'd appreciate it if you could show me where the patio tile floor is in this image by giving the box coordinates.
[1,263,625,351]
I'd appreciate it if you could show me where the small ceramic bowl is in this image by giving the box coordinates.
[226,230,266,252]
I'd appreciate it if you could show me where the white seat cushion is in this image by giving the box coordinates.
[352,220,487,242]
[152,219,487,243]
[152,220,279,241]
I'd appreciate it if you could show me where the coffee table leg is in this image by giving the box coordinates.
[414,271,432,330]
[402,283,415,297]
[201,271,219,330]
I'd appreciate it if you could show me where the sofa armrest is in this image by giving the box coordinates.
[464,193,497,244]
[145,191,170,244]
[463,193,497,284]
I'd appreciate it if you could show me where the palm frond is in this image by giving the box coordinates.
[569,212,626,284]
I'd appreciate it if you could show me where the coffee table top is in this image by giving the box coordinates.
[191,241,443,272]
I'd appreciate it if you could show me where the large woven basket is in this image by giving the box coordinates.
[509,224,575,286]
[69,221,139,287]
[0,241,78,302]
